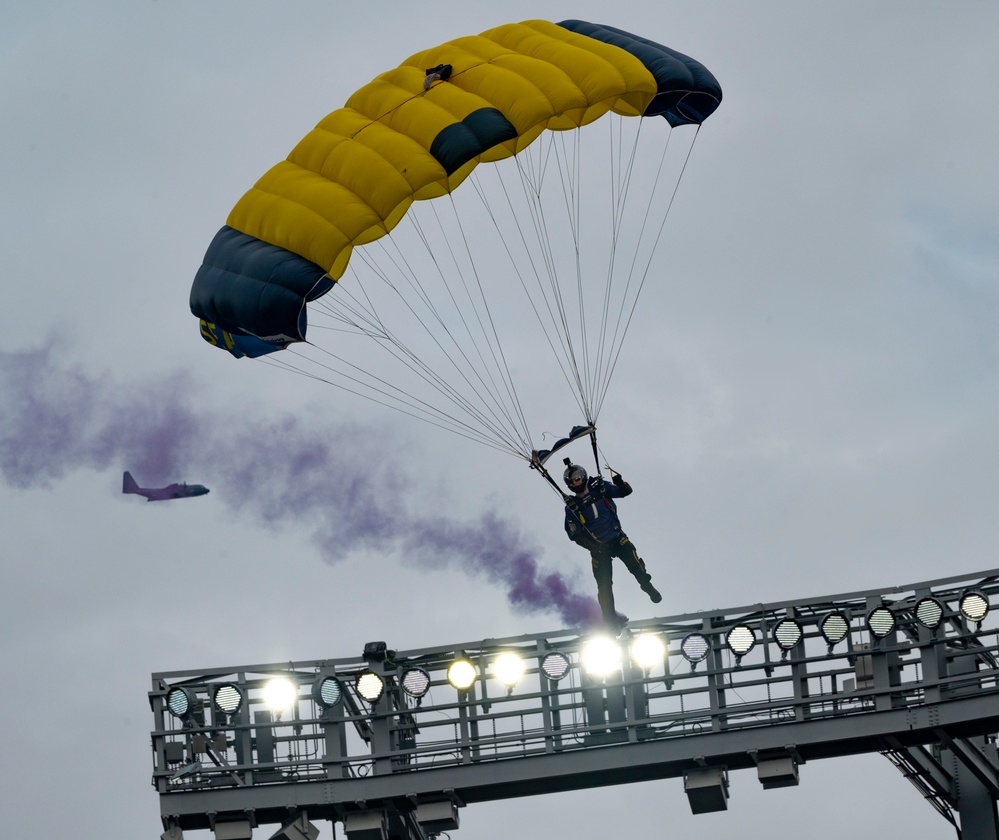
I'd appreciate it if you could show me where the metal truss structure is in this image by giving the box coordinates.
[150,568,999,839]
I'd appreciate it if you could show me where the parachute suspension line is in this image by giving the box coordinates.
[305,232,532,458]
[360,213,530,454]
[513,137,593,422]
[251,346,518,458]
[518,132,595,424]
[591,116,646,411]
[593,124,702,417]
[312,250,521,454]
[466,166,587,415]
[429,193,536,457]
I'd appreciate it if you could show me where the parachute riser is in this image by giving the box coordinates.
[589,426,602,480]
[529,457,571,502]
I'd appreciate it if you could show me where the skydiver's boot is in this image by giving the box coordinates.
[607,612,629,635]
[639,573,662,604]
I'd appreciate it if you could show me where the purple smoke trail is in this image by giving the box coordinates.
[0,344,599,627]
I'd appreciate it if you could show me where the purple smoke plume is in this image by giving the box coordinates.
[0,344,600,627]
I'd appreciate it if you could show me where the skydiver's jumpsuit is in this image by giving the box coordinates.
[564,476,653,625]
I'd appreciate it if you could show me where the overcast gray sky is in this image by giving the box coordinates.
[2,2,998,838]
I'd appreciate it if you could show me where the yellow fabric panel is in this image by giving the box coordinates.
[486,20,656,118]
[229,20,659,277]
[312,110,449,194]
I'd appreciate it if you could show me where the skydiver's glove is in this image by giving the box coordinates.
[612,473,626,488]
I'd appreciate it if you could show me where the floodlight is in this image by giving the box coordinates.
[867,606,896,638]
[726,625,756,658]
[820,611,849,646]
[914,596,944,629]
[631,633,666,670]
[312,675,343,708]
[355,671,385,703]
[401,667,431,698]
[773,619,803,651]
[540,651,571,681]
[263,678,297,712]
[581,636,622,677]
[493,652,525,687]
[680,633,710,664]
[212,684,243,715]
[960,590,989,625]
[447,656,476,691]
[166,687,197,719]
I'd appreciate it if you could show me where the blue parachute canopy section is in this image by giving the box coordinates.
[532,425,595,466]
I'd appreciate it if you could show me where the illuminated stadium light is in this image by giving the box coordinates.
[960,590,989,625]
[820,611,849,647]
[726,625,756,659]
[263,678,298,712]
[631,633,666,670]
[447,655,476,691]
[680,633,711,664]
[355,671,385,703]
[166,686,197,719]
[540,651,571,681]
[914,596,944,629]
[773,619,803,651]
[212,683,243,716]
[866,606,896,639]
[401,667,431,699]
[312,675,343,708]
[493,652,525,687]
[582,636,622,677]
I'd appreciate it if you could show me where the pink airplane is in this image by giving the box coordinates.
[122,471,209,501]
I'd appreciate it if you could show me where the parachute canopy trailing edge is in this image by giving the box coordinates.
[191,19,720,358]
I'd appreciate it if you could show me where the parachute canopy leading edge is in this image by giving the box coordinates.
[190,19,721,459]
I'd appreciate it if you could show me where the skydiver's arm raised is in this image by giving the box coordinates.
[603,464,633,497]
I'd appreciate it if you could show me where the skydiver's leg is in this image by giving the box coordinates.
[614,535,662,604]
[590,549,618,624]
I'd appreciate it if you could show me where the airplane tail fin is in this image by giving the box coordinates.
[123,471,139,495]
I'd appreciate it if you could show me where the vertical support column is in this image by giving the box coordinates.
[949,737,999,840]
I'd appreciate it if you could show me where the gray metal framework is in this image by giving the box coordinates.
[150,567,999,839]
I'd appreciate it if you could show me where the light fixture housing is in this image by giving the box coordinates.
[726,624,756,658]
[262,678,298,712]
[773,619,803,652]
[631,633,666,670]
[493,652,525,687]
[914,596,944,629]
[680,633,711,664]
[540,651,571,681]
[446,656,476,691]
[401,668,431,699]
[355,671,385,703]
[212,683,243,716]
[960,590,989,625]
[820,611,849,647]
[166,686,198,719]
[867,606,896,639]
[312,675,343,708]
[581,636,622,677]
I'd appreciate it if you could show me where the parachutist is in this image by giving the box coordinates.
[562,462,661,629]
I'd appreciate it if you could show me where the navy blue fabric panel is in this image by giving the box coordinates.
[430,108,518,175]
[190,226,331,343]
[557,20,722,126]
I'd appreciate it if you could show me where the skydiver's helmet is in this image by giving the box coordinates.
[563,463,588,493]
